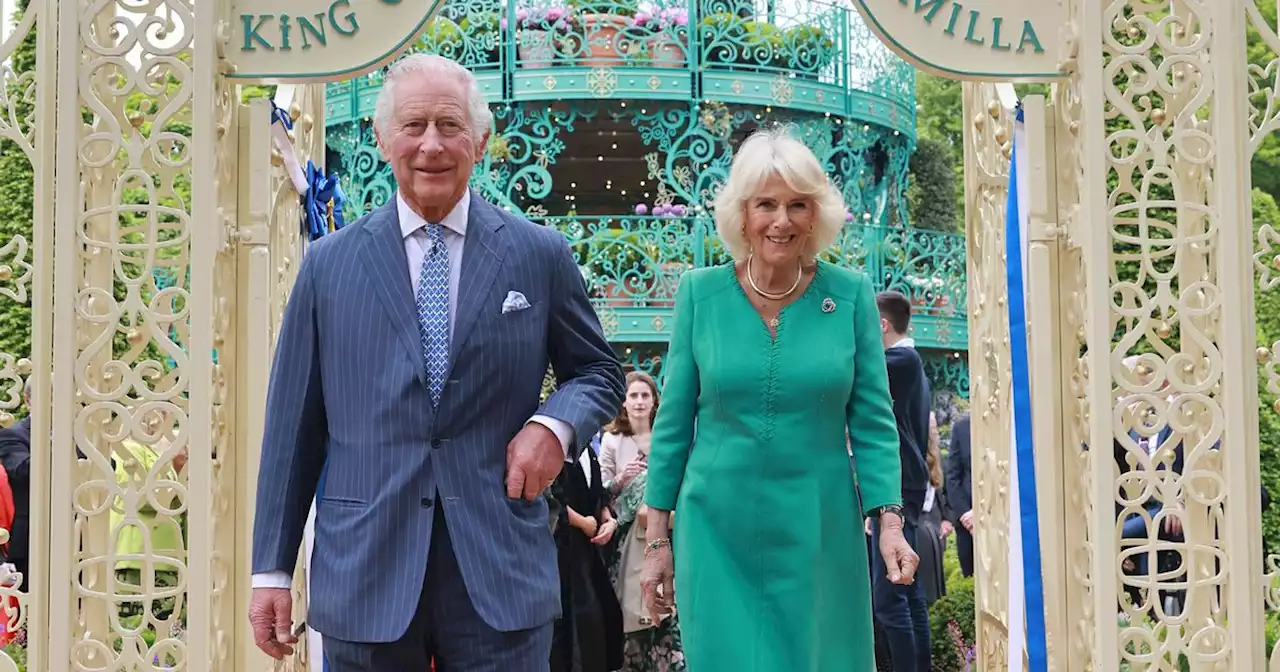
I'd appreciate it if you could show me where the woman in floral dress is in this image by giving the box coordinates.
[603,372,685,671]
[610,469,685,671]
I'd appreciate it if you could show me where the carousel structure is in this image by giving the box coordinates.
[322,0,971,399]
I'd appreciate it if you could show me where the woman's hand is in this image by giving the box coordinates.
[640,541,675,624]
[591,518,617,545]
[877,513,919,586]
[939,520,954,539]
[615,458,646,490]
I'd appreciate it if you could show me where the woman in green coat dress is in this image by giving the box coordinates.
[639,129,920,672]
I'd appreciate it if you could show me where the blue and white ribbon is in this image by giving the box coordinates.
[269,99,294,131]
[302,161,347,241]
[267,103,347,242]
[1005,103,1048,672]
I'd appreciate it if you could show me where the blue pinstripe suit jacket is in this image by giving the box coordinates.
[250,194,625,643]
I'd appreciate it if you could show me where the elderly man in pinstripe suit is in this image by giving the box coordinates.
[248,54,625,671]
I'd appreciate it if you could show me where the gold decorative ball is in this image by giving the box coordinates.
[987,101,1001,119]
[0,266,11,282]
[973,114,985,131]
[1151,108,1167,125]
[289,104,302,121]
[1127,26,1140,39]
[1273,398,1280,414]
[1069,121,1080,135]
[1156,321,1172,338]
[127,328,145,344]
[0,413,12,428]
[16,359,30,375]
[995,128,1008,144]
[1260,347,1273,362]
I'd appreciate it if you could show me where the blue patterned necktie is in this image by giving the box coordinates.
[416,223,451,405]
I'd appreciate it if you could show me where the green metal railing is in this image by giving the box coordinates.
[325,0,916,133]
[542,213,965,340]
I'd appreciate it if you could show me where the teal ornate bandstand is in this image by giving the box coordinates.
[323,0,969,399]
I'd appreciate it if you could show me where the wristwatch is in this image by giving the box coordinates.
[867,504,905,524]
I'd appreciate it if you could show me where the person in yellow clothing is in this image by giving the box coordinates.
[111,432,187,619]
[639,129,919,671]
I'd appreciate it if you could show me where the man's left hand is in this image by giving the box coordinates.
[506,423,565,501]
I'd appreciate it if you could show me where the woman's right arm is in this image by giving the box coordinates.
[599,433,619,486]
[644,274,699,528]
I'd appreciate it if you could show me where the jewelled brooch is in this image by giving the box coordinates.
[821,297,836,313]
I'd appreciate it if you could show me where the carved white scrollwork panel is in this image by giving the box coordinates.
[961,81,1014,671]
[62,0,196,667]
[1098,0,1253,668]
[1052,22,1098,666]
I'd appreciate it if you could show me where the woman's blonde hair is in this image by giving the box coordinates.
[712,128,847,262]
[605,371,660,436]
[926,411,943,489]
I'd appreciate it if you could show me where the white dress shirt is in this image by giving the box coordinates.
[253,190,576,590]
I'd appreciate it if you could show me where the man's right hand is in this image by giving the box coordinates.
[250,587,297,659]
[960,509,974,532]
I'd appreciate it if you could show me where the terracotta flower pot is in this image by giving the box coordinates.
[581,14,628,67]
[518,29,557,68]
[649,37,686,68]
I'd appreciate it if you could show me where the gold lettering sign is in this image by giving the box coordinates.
[226,0,448,82]
[852,0,1066,81]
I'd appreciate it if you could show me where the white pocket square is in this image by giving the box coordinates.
[502,290,531,314]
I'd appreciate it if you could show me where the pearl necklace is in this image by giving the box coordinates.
[746,253,803,301]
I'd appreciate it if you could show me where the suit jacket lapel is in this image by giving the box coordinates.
[357,201,428,386]
[449,193,507,368]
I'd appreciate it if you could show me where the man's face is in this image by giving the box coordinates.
[375,73,487,222]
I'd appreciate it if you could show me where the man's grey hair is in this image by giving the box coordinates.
[23,376,31,399]
[373,54,493,141]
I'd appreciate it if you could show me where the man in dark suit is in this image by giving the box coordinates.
[248,54,625,671]
[944,413,973,577]
[0,377,30,589]
[872,290,932,672]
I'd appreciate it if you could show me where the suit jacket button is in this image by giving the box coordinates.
[421,496,434,508]
[431,438,442,449]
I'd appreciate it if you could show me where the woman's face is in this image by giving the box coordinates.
[624,380,654,419]
[742,174,815,268]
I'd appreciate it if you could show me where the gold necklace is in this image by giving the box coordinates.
[746,253,803,301]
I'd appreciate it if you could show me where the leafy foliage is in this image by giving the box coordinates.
[907,136,959,232]
[914,73,963,221]
[1253,189,1280,556]
[928,543,976,671]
